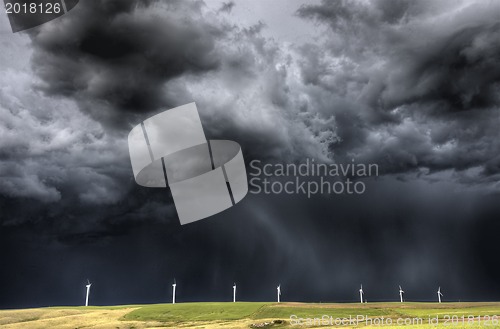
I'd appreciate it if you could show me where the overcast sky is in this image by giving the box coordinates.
[1,0,500,308]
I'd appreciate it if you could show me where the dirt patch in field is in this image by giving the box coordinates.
[0,308,161,329]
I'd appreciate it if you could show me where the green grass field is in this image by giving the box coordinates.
[1,302,499,328]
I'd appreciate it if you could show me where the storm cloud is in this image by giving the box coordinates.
[29,0,224,128]
[297,0,500,183]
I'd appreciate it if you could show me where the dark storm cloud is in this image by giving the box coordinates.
[1,0,244,231]
[3,0,498,230]
[1,0,329,231]
[29,0,225,129]
[2,0,498,233]
[0,61,179,231]
[27,0,336,161]
[218,1,235,14]
[296,0,500,183]
[4,0,499,214]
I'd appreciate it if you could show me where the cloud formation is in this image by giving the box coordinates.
[295,0,500,185]
[29,0,224,129]
[1,0,499,231]
[1,0,499,230]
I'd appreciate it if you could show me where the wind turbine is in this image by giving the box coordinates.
[233,283,237,303]
[359,285,364,303]
[85,280,92,307]
[277,285,281,303]
[437,287,443,303]
[172,279,177,304]
[399,285,404,303]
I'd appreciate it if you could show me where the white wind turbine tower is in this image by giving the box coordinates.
[437,287,443,303]
[85,280,92,307]
[277,285,281,303]
[233,283,237,303]
[399,285,404,303]
[172,279,177,304]
[359,285,364,303]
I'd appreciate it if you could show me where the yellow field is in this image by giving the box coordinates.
[0,307,266,329]
[0,307,147,329]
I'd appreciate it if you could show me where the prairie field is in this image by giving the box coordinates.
[1,302,499,328]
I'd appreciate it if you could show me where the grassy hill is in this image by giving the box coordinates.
[1,302,499,328]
